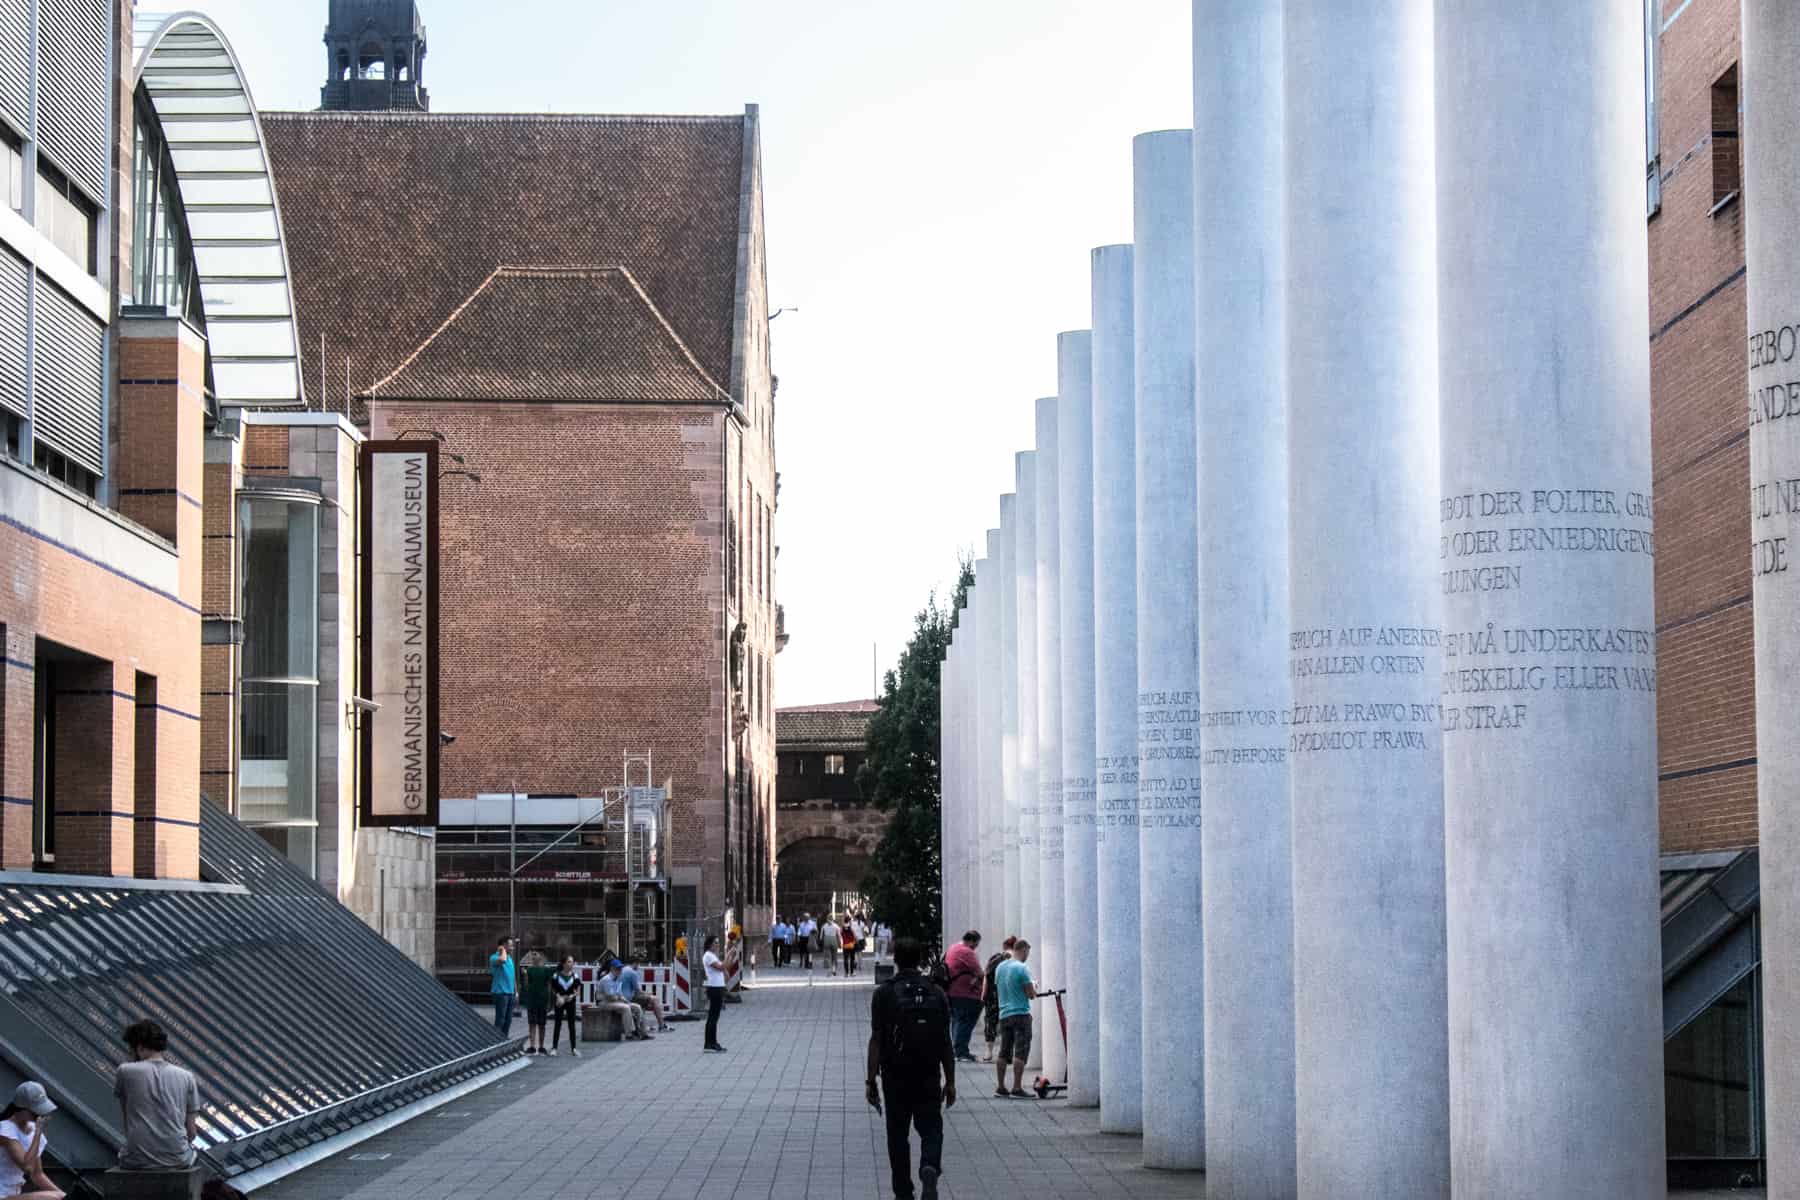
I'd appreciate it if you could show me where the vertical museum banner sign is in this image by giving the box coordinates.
[360,440,440,826]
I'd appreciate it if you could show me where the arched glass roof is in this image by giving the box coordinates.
[133,11,304,406]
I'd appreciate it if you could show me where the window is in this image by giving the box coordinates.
[32,440,97,496]
[1666,969,1761,1159]
[1712,65,1740,212]
[34,159,94,274]
[358,43,386,79]
[824,754,846,776]
[3,411,19,459]
[2,133,21,214]
[238,492,321,876]
[131,96,204,326]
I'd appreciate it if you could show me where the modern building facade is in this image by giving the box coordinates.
[261,4,780,974]
[775,700,886,920]
[0,6,513,1189]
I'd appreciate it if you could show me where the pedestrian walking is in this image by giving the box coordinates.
[702,935,730,1052]
[770,917,786,968]
[488,937,517,1034]
[519,950,554,1055]
[1,1082,61,1200]
[942,931,984,1061]
[994,939,1038,1098]
[115,1021,200,1170]
[549,955,582,1057]
[980,937,1015,1062]
[865,937,954,1200]
[797,913,817,970]
[843,915,860,974]
[820,915,841,976]
[876,922,893,962]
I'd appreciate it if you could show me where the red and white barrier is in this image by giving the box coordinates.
[672,953,693,1014]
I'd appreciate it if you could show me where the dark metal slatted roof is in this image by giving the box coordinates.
[0,799,518,1179]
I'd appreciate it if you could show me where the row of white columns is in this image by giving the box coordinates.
[939,1,1672,1192]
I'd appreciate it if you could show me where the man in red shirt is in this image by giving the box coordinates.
[943,930,985,1063]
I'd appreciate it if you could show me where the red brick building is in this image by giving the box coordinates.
[1647,0,1766,1179]
[1650,0,1753,855]
[261,93,779,969]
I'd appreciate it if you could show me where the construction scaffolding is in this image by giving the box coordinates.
[434,752,689,998]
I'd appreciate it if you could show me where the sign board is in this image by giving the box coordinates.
[359,440,439,826]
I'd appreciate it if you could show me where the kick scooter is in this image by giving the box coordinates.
[1033,988,1068,1099]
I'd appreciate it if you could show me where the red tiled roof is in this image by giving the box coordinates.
[365,266,730,402]
[777,701,880,749]
[261,112,746,404]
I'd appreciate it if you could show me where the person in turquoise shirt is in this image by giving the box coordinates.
[992,940,1037,1098]
[488,937,517,1035]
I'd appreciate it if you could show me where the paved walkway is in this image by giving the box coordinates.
[258,970,1764,1198]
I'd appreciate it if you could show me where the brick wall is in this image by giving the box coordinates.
[1650,0,1756,852]
[372,400,732,914]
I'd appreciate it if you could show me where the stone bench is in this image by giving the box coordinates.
[582,1004,627,1043]
[102,1166,205,1199]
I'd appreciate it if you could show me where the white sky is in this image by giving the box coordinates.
[179,0,1193,706]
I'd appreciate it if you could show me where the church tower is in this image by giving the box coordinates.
[320,0,429,112]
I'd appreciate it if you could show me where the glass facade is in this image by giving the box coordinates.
[130,87,204,326]
[238,491,320,875]
[1667,969,1763,1162]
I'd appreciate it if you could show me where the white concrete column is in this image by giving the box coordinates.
[1015,451,1041,1005]
[1745,4,1800,1190]
[1437,4,1665,1191]
[941,625,959,953]
[1133,128,1204,1171]
[1034,395,1066,1086]
[1091,242,1143,1134]
[1000,493,1023,939]
[1285,4,1446,1195]
[983,527,1006,946]
[1057,331,1099,1108]
[1193,3,1294,1194]
[960,570,982,941]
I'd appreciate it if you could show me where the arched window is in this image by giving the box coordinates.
[357,42,386,80]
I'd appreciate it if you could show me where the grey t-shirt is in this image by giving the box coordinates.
[114,1059,199,1169]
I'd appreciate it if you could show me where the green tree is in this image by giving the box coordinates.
[859,556,974,952]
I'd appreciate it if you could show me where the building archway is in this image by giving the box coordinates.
[776,835,871,922]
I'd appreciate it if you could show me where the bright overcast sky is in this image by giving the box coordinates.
[181,0,1193,706]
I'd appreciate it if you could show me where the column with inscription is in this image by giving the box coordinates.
[1285,5,1446,1194]
[1000,493,1023,938]
[1092,243,1143,1133]
[1437,6,1663,1191]
[1014,449,1041,1065]
[1194,1,1295,1193]
[1745,5,1800,1190]
[983,526,1006,945]
[1033,395,1066,1086]
[1058,330,1100,1107]
[1133,128,1204,1170]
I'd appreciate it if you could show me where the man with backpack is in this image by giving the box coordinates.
[866,937,955,1200]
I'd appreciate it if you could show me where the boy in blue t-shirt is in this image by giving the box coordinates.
[992,940,1036,1098]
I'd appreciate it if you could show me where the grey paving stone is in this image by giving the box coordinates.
[254,970,1761,1199]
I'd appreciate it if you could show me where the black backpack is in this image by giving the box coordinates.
[928,956,951,990]
[883,974,949,1070]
